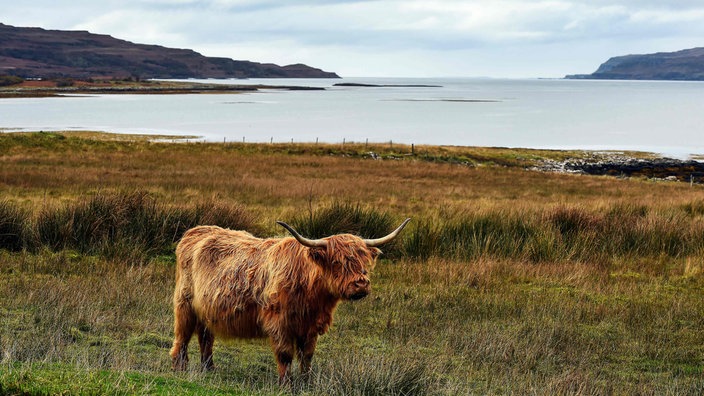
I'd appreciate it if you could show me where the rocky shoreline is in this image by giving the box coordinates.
[533,154,704,183]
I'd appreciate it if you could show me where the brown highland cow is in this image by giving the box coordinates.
[170,219,410,382]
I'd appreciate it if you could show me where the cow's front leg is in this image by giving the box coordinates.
[271,338,294,384]
[297,333,319,376]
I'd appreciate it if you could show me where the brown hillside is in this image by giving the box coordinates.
[0,23,339,79]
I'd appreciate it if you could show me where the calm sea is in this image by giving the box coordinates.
[2,77,703,157]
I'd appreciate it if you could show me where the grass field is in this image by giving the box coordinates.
[1,132,703,395]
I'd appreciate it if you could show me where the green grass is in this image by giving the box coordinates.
[0,363,250,395]
[0,130,626,169]
[2,249,703,394]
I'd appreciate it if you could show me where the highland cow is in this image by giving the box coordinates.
[170,219,410,382]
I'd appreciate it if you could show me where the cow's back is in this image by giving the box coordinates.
[176,225,258,272]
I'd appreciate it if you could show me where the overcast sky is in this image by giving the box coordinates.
[3,0,704,78]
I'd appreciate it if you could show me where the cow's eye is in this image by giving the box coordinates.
[362,269,368,275]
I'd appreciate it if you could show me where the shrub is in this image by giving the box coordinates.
[55,78,74,87]
[0,74,24,86]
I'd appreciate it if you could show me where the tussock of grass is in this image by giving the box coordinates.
[0,200,27,251]
[5,194,704,267]
[0,191,255,263]
[303,353,429,396]
[286,201,407,259]
[401,204,704,264]
[288,201,396,240]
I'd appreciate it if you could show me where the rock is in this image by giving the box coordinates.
[532,156,704,183]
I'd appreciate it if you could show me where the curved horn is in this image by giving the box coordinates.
[363,218,411,247]
[277,221,328,248]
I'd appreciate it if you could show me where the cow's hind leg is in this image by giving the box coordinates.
[170,301,197,371]
[196,322,215,371]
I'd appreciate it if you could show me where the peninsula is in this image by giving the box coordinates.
[565,47,704,81]
[0,23,338,79]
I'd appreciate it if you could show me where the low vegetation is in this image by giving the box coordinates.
[0,79,325,98]
[0,75,24,87]
[1,132,703,394]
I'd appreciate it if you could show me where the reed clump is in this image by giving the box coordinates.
[401,204,704,264]
[0,200,28,251]
[4,196,704,265]
[289,201,395,239]
[2,191,256,263]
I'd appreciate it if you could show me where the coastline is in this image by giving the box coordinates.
[3,130,702,184]
[0,79,324,98]
[3,78,704,159]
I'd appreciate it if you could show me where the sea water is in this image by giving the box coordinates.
[1,77,703,157]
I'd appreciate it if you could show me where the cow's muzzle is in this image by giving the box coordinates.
[349,291,369,301]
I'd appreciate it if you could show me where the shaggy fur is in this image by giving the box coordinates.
[170,225,381,382]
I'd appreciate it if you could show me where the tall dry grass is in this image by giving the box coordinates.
[2,132,697,218]
[403,202,704,265]
[5,196,704,267]
[0,200,27,251]
[5,191,255,263]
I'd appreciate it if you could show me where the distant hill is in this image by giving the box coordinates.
[0,23,339,79]
[566,48,704,81]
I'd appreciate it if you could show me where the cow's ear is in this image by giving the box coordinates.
[309,247,327,265]
[371,247,382,258]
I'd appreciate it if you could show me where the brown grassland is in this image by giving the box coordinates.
[1,131,703,395]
